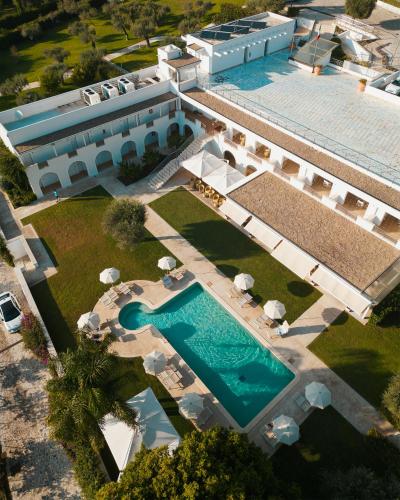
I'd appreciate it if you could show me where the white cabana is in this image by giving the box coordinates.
[178,392,204,419]
[102,387,180,473]
[264,300,286,320]
[234,273,254,291]
[158,256,177,271]
[311,267,372,316]
[143,351,167,376]
[272,415,299,445]
[271,241,318,280]
[180,150,226,178]
[202,164,245,195]
[77,311,100,330]
[219,199,251,226]
[305,382,331,409]
[99,267,120,284]
[245,216,282,251]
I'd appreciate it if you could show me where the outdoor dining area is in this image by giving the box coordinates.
[98,267,138,309]
[261,382,332,448]
[229,273,290,338]
[182,149,245,208]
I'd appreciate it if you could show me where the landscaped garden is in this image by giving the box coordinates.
[272,406,400,499]
[309,310,400,409]
[150,187,321,323]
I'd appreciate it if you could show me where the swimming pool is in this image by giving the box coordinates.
[119,283,294,427]
[5,109,60,131]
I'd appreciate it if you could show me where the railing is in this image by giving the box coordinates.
[197,76,400,187]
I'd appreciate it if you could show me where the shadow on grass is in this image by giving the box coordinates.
[287,280,314,298]
[379,311,400,329]
[39,237,59,267]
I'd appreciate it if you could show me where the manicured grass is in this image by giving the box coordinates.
[272,406,398,498]
[150,188,321,323]
[23,186,176,352]
[309,311,400,409]
[112,44,159,73]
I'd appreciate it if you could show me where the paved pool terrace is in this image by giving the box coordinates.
[200,51,400,187]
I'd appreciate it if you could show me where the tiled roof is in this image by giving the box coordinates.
[164,54,201,69]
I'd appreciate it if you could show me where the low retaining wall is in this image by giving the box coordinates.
[377,0,400,15]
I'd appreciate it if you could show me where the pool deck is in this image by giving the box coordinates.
[16,170,400,453]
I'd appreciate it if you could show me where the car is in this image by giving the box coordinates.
[0,292,22,333]
[385,78,400,96]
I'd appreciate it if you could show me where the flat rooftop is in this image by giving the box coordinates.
[183,88,400,211]
[200,51,400,188]
[15,92,177,154]
[230,173,400,290]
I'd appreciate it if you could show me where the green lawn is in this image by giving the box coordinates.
[309,311,400,409]
[272,406,399,498]
[112,44,159,73]
[150,188,321,323]
[23,185,176,352]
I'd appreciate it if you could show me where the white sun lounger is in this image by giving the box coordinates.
[294,393,311,412]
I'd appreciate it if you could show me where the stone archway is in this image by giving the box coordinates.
[184,124,194,137]
[96,150,113,172]
[121,141,137,163]
[223,150,236,167]
[39,172,62,195]
[144,131,159,152]
[68,161,88,183]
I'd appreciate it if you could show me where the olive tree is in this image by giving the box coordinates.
[102,199,147,248]
[345,0,376,19]
[383,373,400,429]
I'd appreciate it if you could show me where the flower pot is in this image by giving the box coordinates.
[314,65,322,76]
[358,80,367,92]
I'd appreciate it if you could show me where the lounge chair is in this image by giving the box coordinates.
[294,393,311,412]
[172,268,186,281]
[237,293,253,308]
[229,286,241,298]
[196,406,212,426]
[162,275,173,289]
[251,313,276,329]
[260,425,278,447]
[116,282,130,295]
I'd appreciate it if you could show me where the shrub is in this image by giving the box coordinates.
[369,284,400,326]
[102,199,147,248]
[345,0,376,19]
[15,91,40,106]
[0,75,28,96]
[383,374,400,429]
[118,160,142,183]
[0,236,14,267]
[20,312,49,362]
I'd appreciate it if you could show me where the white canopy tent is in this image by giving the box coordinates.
[219,199,251,226]
[202,164,245,195]
[271,241,318,280]
[245,216,282,251]
[102,387,180,473]
[311,267,372,316]
[180,150,226,178]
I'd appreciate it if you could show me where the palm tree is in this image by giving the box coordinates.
[47,335,137,448]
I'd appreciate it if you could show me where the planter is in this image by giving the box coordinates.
[313,65,322,76]
[358,79,367,92]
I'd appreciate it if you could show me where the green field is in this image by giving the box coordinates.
[23,185,176,352]
[150,188,321,323]
[112,44,159,73]
[310,310,400,409]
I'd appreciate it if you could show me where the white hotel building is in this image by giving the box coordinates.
[0,11,399,319]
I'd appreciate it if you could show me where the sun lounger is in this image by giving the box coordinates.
[237,293,253,308]
[250,313,276,329]
[229,286,241,298]
[196,406,212,426]
[294,393,311,412]
[162,275,173,289]
[260,425,278,447]
[159,368,183,388]
[116,282,130,295]
[172,269,186,281]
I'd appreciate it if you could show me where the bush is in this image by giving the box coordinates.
[345,0,376,19]
[20,312,49,362]
[0,236,14,267]
[102,199,147,248]
[383,374,400,429]
[15,91,40,106]
[118,160,143,183]
[369,284,400,326]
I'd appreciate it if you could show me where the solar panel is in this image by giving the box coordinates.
[220,25,237,32]
[215,31,231,40]
[200,30,216,39]
[235,27,250,34]
[237,19,267,29]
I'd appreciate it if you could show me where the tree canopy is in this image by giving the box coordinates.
[102,198,147,249]
[345,0,376,19]
[383,373,400,430]
[96,427,287,499]
[247,0,285,14]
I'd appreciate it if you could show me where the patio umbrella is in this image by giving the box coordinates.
[272,415,299,445]
[77,311,100,330]
[178,393,204,419]
[143,351,167,376]
[264,300,286,320]
[99,267,120,284]
[305,382,331,409]
[158,256,176,272]
[234,273,254,291]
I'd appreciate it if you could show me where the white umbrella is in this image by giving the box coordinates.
[305,382,331,409]
[180,150,224,178]
[99,267,120,284]
[202,164,244,195]
[264,300,286,319]
[178,393,204,419]
[77,311,100,330]
[272,415,299,445]
[143,351,167,376]
[234,273,254,291]
[158,256,176,272]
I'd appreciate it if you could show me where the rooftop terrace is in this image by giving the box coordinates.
[199,51,400,188]
[230,173,400,291]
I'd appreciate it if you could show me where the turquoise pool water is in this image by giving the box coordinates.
[119,283,294,427]
[5,109,60,131]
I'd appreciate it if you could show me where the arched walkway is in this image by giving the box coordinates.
[96,150,113,172]
[68,161,88,184]
[184,124,194,137]
[39,172,62,195]
[144,131,159,152]
[167,123,179,137]
[121,141,136,163]
[245,165,257,176]
[223,150,236,167]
